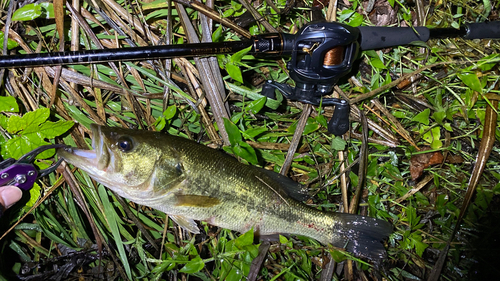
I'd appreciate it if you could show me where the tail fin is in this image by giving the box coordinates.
[334,213,392,260]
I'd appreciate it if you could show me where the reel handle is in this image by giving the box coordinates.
[326,100,350,136]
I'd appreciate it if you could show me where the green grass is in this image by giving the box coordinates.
[1,0,500,280]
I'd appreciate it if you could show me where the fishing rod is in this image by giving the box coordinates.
[1,21,500,135]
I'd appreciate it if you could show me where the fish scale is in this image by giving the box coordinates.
[58,124,392,260]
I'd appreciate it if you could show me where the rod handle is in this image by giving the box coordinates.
[358,26,430,50]
[464,21,500,39]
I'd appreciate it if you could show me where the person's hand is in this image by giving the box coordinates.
[0,185,22,217]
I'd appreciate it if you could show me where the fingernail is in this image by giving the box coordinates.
[1,186,23,209]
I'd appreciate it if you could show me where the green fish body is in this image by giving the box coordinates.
[58,124,391,259]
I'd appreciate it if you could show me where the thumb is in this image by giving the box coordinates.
[0,185,23,210]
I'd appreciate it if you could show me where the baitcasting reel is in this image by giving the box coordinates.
[255,22,359,136]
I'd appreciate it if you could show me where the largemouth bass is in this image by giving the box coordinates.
[58,124,391,259]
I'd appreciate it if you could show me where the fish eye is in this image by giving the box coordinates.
[117,136,134,152]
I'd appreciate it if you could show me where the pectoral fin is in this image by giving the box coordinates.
[169,215,200,234]
[174,194,220,207]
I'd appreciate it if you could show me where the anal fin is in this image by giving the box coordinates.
[170,215,200,234]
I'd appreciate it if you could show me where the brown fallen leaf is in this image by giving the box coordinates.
[313,0,329,7]
[446,154,464,164]
[410,148,444,180]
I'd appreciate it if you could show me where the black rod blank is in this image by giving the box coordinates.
[0,40,252,69]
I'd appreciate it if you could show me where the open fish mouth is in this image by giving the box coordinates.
[57,124,110,173]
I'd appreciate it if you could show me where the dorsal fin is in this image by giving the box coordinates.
[256,167,310,202]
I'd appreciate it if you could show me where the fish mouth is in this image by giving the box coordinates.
[57,124,111,174]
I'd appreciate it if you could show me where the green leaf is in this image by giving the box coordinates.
[40,3,54,19]
[287,118,320,135]
[0,115,8,129]
[6,116,25,134]
[382,71,392,86]
[371,72,380,89]
[226,62,243,83]
[0,96,19,112]
[6,136,50,159]
[430,139,443,149]
[8,108,50,133]
[249,25,259,35]
[154,117,167,131]
[478,54,498,71]
[392,110,407,118]
[230,46,252,64]
[412,109,430,125]
[0,32,19,50]
[315,114,328,127]
[242,126,267,139]
[234,228,254,249]
[347,12,364,27]
[230,0,242,11]
[436,194,447,216]
[152,260,173,274]
[331,136,346,151]
[458,72,483,92]
[22,183,41,213]
[432,110,446,124]
[231,112,243,124]
[12,3,43,21]
[222,8,234,18]
[179,256,204,274]
[4,108,73,159]
[370,57,387,69]
[410,233,428,257]
[225,267,244,281]
[338,9,356,23]
[223,118,242,146]
[226,82,281,110]
[212,25,223,42]
[329,249,347,262]
[10,123,72,159]
[279,235,288,244]
[402,10,413,22]
[163,105,177,120]
[37,120,74,139]
[420,126,441,147]
[246,97,266,114]
[233,141,258,165]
